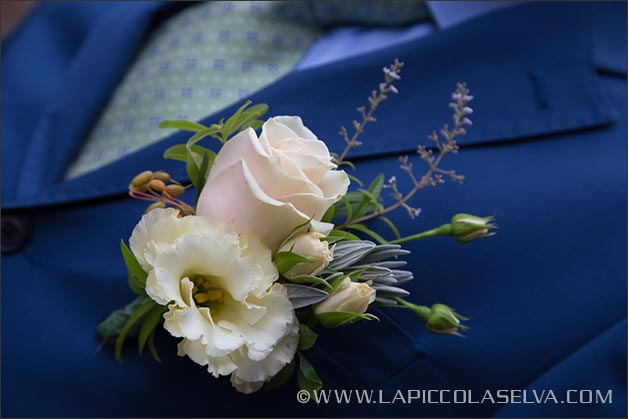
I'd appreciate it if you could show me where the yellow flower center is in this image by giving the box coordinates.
[190,275,224,317]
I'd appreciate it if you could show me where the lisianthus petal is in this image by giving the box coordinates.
[230,316,299,384]
[230,376,265,394]
[129,207,179,270]
[220,284,294,361]
[177,339,238,378]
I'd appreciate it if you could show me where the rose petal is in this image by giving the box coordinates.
[197,159,315,251]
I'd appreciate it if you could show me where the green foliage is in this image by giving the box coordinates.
[316,311,379,328]
[274,251,314,276]
[163,144,212,162]
[97,296,146,338]
[284,275,333,291]
[276,219,312,250]
[158,101,269,205]
[120,241,147,296]
[297,324,318,351]
[219,101,268,143]
[344,223,389,244]
[138,304,168,355]
[114,297,158,361]
[158,120,208,132]
[264,359,296,390]
[324,229,361,244]
[297,352,322,397]
[332,174,391,233]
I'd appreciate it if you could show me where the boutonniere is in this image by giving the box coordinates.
[98,59,496,394]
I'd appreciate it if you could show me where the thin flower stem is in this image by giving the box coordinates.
[389,224,452,245]
[335,59,404,167]
[337,82,473,228]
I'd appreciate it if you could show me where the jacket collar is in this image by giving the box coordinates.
[5,2,623,209]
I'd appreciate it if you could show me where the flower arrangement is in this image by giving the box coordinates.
[98,59,496,394]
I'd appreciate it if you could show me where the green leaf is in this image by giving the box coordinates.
[194,150,214,202]
[379,216,401,240]
[324,229,361,243]
[264,359,296,390]
[274,252,314,276]
[285,275,332,290]
[147,332,162,363]
[114,298,157,361]
[138,304,167,355]
[338,160,356,170]
[127,272,145,296]
[338,196,354,222]
[221,101,268,142]
[328,274,350,293]
[163,143,212,162]
[298,324,318,351]
[297,352,322,397]
[345,223,389,244]
[316,311,379,328]
[158,120,208,132]
[321,205,335,223]
[276,219,312,250]
[368,173,385,197]
[97,296,147,338]
[186,126,221,147]
[347,173,363,187]
[120,241,147,295]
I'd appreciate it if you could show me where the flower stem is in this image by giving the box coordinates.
[389,224,452,244]
[393,297,431,320]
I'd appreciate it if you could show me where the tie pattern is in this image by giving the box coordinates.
[65,1,430,179]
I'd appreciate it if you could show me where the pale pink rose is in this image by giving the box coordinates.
[197,116,349,251]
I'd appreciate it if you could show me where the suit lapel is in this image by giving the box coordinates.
[5,2,621,210]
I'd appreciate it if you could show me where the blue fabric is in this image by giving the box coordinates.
[2,2,626,417]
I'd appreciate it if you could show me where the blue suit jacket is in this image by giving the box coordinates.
[2,2,626,417]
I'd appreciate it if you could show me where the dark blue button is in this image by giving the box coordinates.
[1,213,32,254]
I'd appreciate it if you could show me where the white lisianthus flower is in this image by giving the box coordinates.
[129,208,298,393]
[196,116,350,251]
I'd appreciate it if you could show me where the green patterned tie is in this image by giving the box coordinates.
[65,1,429,179]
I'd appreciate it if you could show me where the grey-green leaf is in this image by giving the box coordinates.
[285,284,329,309]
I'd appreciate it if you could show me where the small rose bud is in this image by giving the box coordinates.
[424,304,469,336]
[450,213,497,244]
[131,170,153,188]
[148,179,166,192]
[279,232,333,278]
[165,184,185,197]
[315,278,376,315]
[152,171,171,182]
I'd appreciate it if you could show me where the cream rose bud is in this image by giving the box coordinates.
[279,232,333,278]
[196,116,350,251]
[315,278,376,315]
